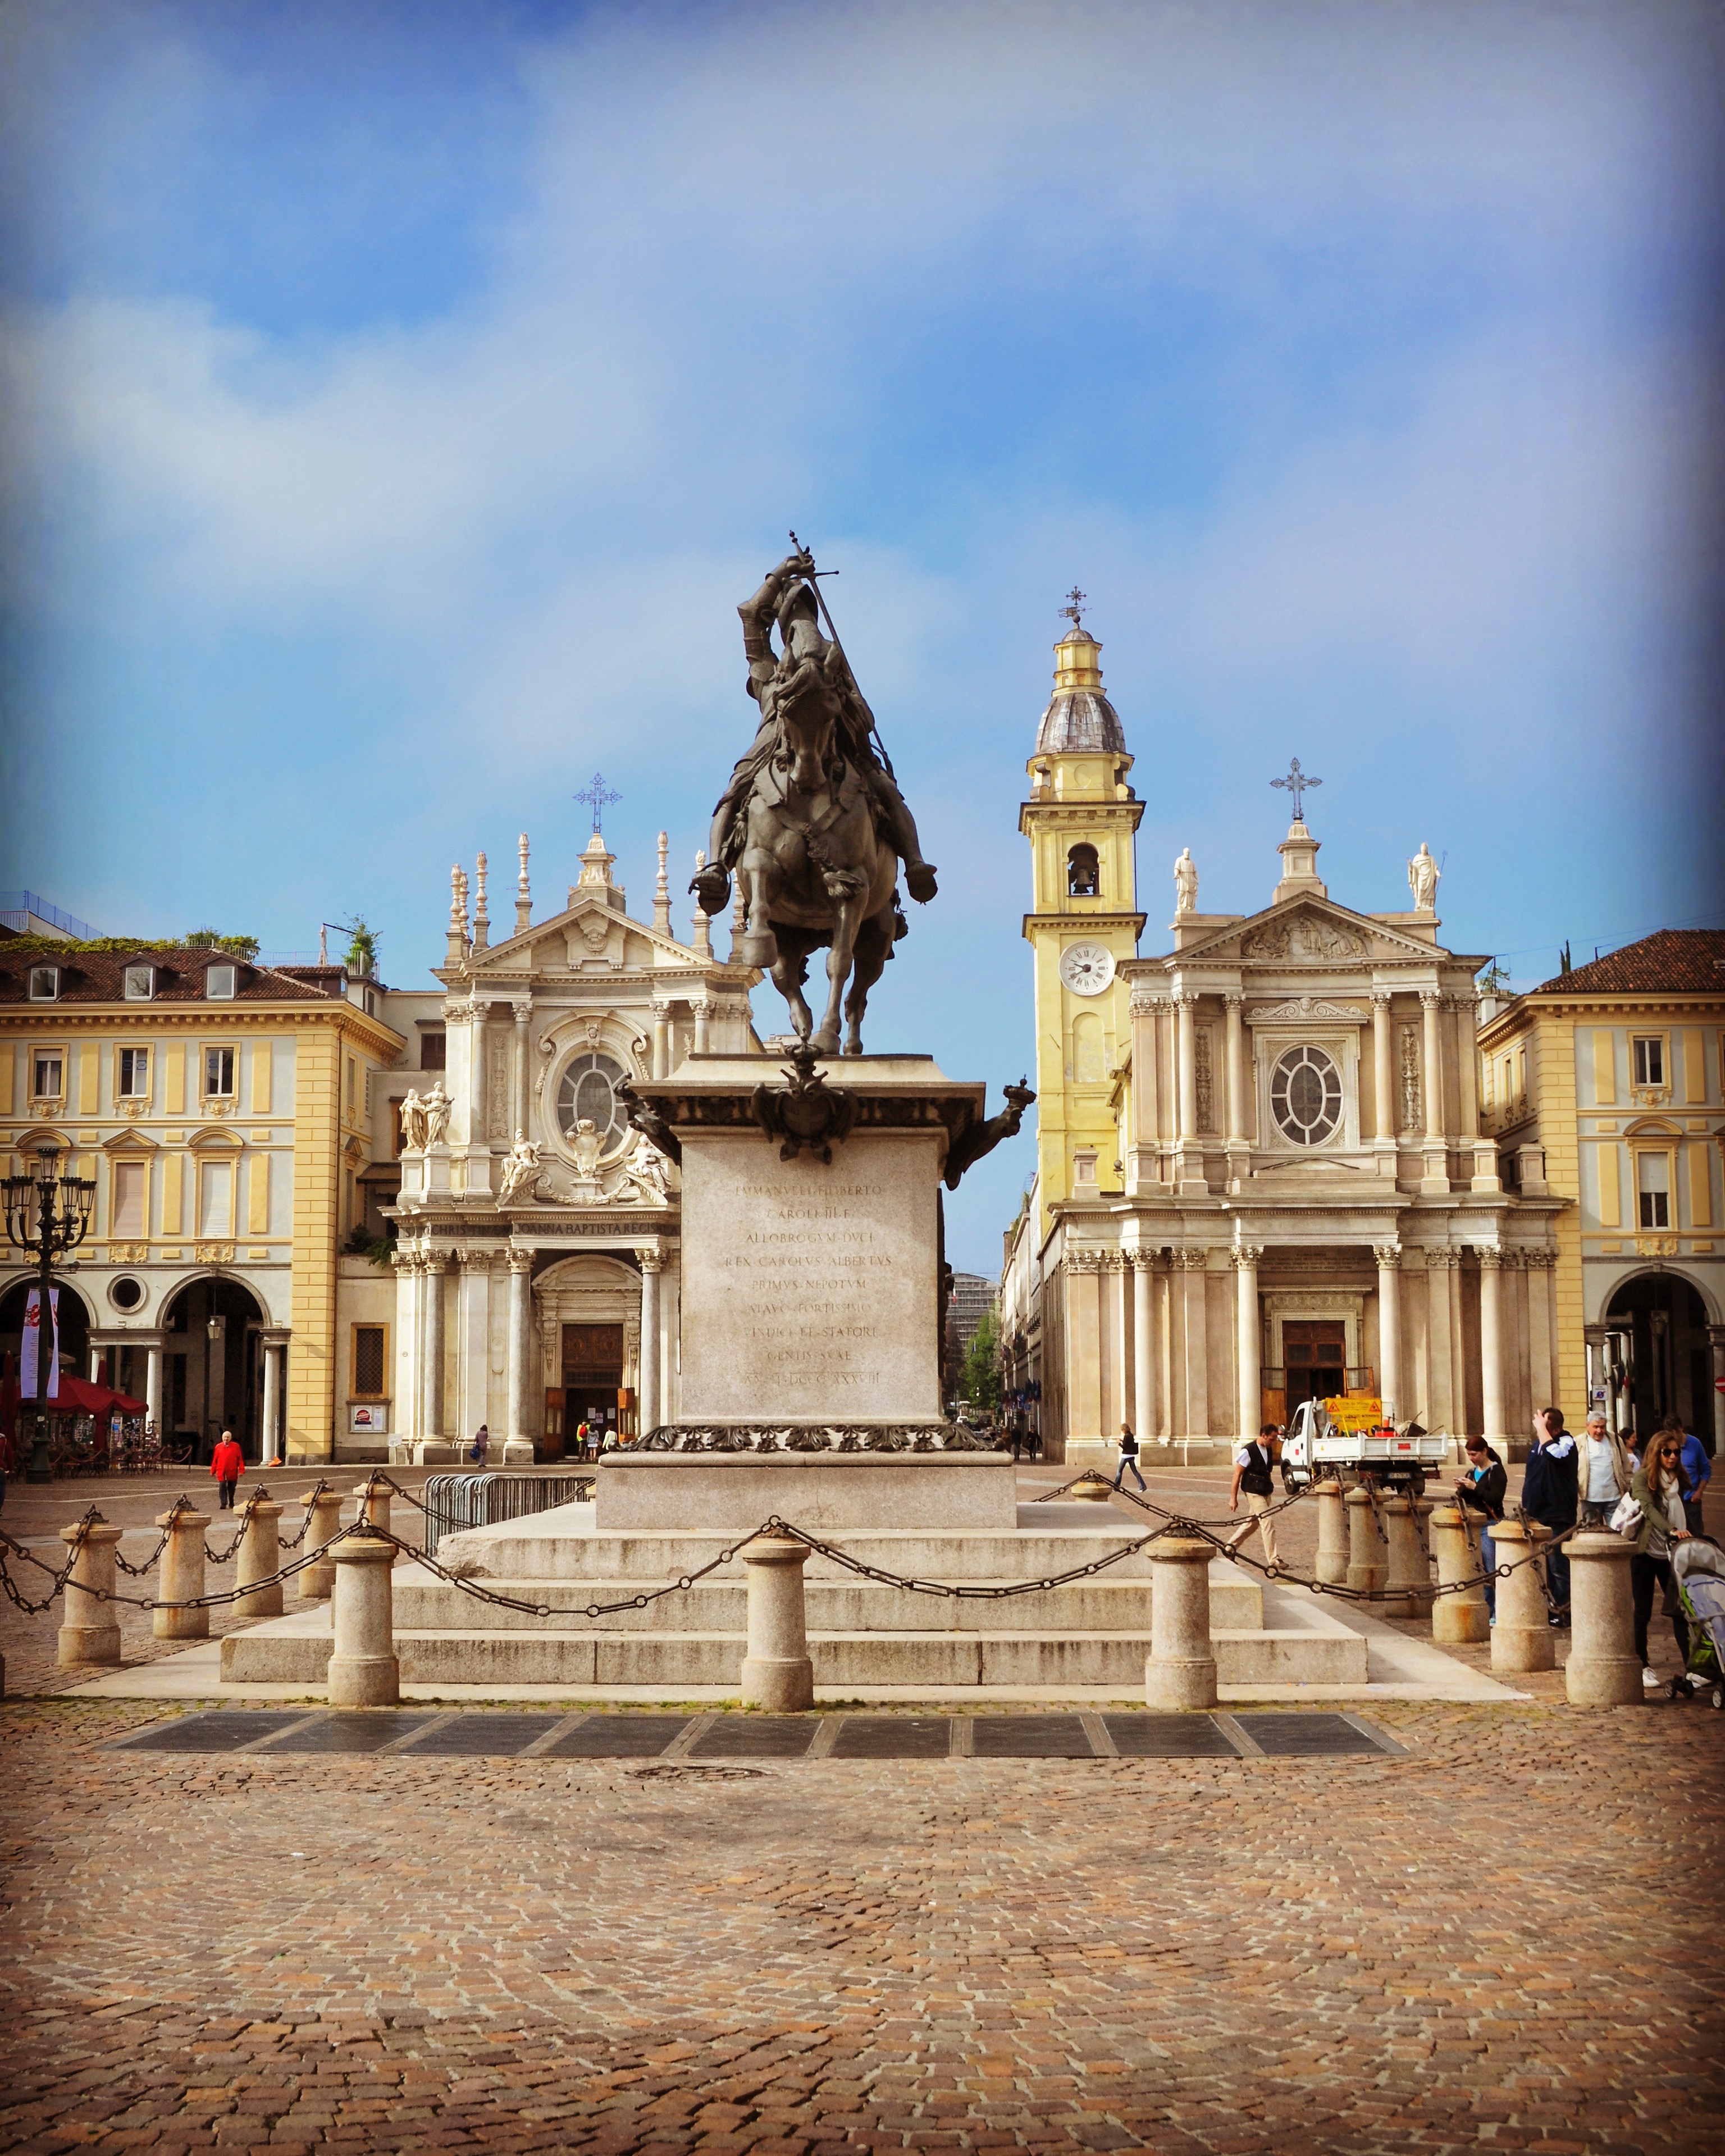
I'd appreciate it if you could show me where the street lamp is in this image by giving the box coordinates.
[3,1143,96,1483]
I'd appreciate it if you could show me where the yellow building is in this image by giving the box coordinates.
[0,936,401,1462]
[1478,929,1725,1450]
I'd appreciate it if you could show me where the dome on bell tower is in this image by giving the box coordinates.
[1035,617,1126,756]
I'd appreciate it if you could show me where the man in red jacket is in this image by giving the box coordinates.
[210,1428,245,1509]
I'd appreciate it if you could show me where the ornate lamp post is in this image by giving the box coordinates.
[3,1143,96,1483]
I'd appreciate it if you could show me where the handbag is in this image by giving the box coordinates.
[1608,1491,1643,1538]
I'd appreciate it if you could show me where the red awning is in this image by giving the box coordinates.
[42,1376,148,1416]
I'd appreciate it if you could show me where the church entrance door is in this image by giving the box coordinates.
[563,1323,625,1450]
[1283,1321,1347,1412]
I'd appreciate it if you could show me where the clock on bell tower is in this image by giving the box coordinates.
[1019,595,1146,1229]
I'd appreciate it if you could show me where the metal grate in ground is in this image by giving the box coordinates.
[103,1709,1407,1761]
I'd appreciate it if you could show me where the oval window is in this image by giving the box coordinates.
[109,1275,147,1312]
[1269,1045,1343,1147]
[555,1052,629,1154]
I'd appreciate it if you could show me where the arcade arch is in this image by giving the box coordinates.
[161,1275,267,1462]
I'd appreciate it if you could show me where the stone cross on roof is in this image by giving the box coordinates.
[574,772,622,833]
[1271,756,1322,821]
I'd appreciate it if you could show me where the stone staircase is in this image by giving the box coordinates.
[220,1498,1370,1692]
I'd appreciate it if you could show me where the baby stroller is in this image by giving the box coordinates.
[1670,1538,1725,1708]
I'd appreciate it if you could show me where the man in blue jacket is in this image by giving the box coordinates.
[1522,1408,1579,1625]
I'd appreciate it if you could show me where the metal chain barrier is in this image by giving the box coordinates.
[276,1478,330,1550]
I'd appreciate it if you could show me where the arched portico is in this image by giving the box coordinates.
[161,1274,268,1462]
[1593,1264,1719,1448]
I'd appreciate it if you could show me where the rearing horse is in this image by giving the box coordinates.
[732,658,900,1056]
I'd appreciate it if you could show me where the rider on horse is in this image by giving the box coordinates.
[690,550,938,919]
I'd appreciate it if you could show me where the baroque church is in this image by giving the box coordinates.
[999,616,1563,1467]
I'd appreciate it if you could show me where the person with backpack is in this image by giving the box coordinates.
[209,1428,245,1510]
[1454,1435,1507,1616]
[1227,1425,1281,1567]
[1112,1422,1145,1493]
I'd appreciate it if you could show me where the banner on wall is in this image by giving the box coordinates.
[20,1288,60,1403]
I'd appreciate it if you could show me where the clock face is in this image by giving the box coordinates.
[1059,942,1116,997]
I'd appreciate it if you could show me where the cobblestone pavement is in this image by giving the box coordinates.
[1,1695,1720,2154]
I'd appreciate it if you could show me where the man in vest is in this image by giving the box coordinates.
[1228,1425,1282,1568]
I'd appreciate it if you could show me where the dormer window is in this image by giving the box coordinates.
[124,964,154,1000]
[1067,844,1101,898]
[28,966,58,1001]
[205,964,237,1001]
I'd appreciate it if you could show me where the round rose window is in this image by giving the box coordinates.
[1270,1044,1343,1146]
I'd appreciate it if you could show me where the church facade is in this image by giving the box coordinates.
[332,827,759,1465]
[1001,620,1564,1467]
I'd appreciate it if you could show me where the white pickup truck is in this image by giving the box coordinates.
[1279,1397,1450,1494]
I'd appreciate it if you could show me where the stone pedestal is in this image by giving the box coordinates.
[234,1497,284,1621]
[1566,1532,1644,1707]
[58,1519,124,1666]
[1315,1481,1349,1585]
[1429,1505,1490,1644]
[740,1533,815,1710]
[1344,1489,1387,1599]
[328,1530,399,1707]
[1490,1519,1555,1674]
[353,1477,391,1539]
[1144,1539,1217,1710]
[1380,1495,1427,1620]
[299,1487,344,1602]
[153,1505,209,1640]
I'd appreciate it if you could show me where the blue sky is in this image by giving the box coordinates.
[3,0,1723,1270]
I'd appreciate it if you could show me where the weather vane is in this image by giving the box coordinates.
[1060,586,1087,630]
[1271,757,1321,821]
[575,773,622,833]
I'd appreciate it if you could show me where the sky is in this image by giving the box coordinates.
[2,0,1723,1271]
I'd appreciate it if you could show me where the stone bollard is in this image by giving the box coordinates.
[1429,1505,1490,1644]
[57,1516,125,1666]
[233,1493,285,1622]
[153,1502,209,1640]
[1412,1497,1437,1611]
[1345,1488,1388,1600]
[298,1485,345,1601]
[1144,1538,1218,1710]
[1566,1532,1644,1707]
[353,1476,392,1539]
[327,1526,400,1707]
[739,1533,815,1711]
[1380,1495,1427,1621]
[1490,1519,1556,1674]
[1314,1480,1349,1585]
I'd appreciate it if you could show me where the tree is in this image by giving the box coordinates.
[959,1306,1002,1415]
[184,928,261,960]
[341,916,379,978]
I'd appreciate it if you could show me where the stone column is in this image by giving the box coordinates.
[1424,1250,1456,1434]
[1176,1250,1208,1443]
[327,1529,400,1707]
[1565,1532,1644,1707]
[1133,1256,1156,1444]
[1373,1244,1403,1420]
[259,1343,281,1466]
[1478,1250,1509,1449]
[1223,994,1247,1140]
[422,1253,448,1442]
[58,1518,124,1666]
[153,1503,209,1641]
[511,997,532,1142]
[1371,991,1394,1161]
[1315,1480,1349,1585]
[1175,991,1198,1157]
[1418,990,1448,1189]
[1708,1326,1725,1460]
[692,999,710,1056]
[740,1533,814,1710]
[298,1485,344,1601]
[393,1253,419,1444]
[233,1494,284,1621]
[651,1002,672,1081]
[1381,1494,1429,1620]
[1448,1256,1468,1441]
[1344,1487,1387,1598]
[1064,1251,1104,1450]
[1526,1252,1555,1411]
[636,1248,663,1437]
[506,1250,535,1452]
[1144,1538,1217,1710]
[1429,1505,1490,1642]
[1231,1243,1262,1441]
[145,1343,163,1436]
[1489,1517,1555,1674]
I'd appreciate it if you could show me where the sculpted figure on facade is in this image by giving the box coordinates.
[1408,842,1440,911]
[421,1081,451,1146]
[571,1117,606,1177]
[399,1088,428,1151]
[496,1131,544,1207]
[1174,847,1198,914]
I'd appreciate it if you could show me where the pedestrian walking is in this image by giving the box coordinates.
[1577,1411,1631,1528]
[1626,1429,1693,1689]
[1668,1417,1712,1536]
[1522,1407,1579,1624]
[468,1423,490,1465]
[1227,1426,1281,1568]
[1112,1422,1145,1493]
[209,1428,244,1510]
[1454,1435,1507,1615]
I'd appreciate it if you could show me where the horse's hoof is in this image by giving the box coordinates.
[735,931,778,968]
[810,1031,841,1058]
[842,1041,864,1057]
[906,863,938,904]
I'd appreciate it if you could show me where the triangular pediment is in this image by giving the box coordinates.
[1167,897,1451,968]
[469,895,715,982]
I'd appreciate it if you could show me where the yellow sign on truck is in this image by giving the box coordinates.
[1322,1395,1387,1433]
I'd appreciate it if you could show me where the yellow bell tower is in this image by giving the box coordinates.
[1019,596,1145,1232]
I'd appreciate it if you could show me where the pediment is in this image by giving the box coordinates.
[477,896,708,979]
[1248,995,1367,1026]
[101,1128,160,1154]
[1173,898,1449,968]
[186,1124,244,1151]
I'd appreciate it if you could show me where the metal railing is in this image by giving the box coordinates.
[421,1471,594,1555]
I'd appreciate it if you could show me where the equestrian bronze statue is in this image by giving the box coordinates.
[691,543,937,1056]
